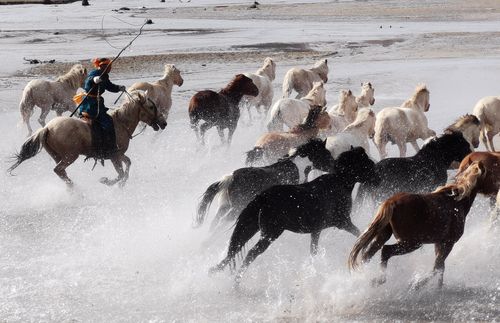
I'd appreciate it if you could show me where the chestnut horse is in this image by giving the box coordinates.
[349,161,486,289]
[189,74,259,145]
[458,151,500,223]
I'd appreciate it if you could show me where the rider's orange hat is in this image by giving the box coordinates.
[92,57,112,69]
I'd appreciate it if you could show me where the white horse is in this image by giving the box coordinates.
[326,108,376,158]
[282,58,328,98]
[242,57,276,121]
[20,64,87,136]
[327,82,376,133]
[128,64,184,120]
[374,84,435,159]
[472,96,500,151]
[266,82,326,132]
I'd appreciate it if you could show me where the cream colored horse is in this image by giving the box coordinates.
[282,59,328,98]
[374,84,435,159]
[472,96,500,151]
[243,57,276,121]
[327,83,376,133]
[266,81,326,131]
[326,108,376,158]
[445,114,480,150]
[9,91,166,187]
[247,106,332,164]
[327,89,358,133]
[20,64,87,136]
[128,64,183,120]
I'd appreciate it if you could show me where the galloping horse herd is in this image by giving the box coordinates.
[8,57,500,289]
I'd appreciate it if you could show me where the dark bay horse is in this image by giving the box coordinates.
[349,161,486,289]
[194,138,335,232]
[189,74,258,145]
[357,131,471,203]
[210,147,379,283]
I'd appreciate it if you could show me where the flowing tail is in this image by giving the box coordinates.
[8,127,48,174]
[348,199,395,270]
[194,175,233,227]
[246,147,264,165]
[19,87,34,134]
[281,71,293,98]
[210,197,262,273]
[266,102,283,132]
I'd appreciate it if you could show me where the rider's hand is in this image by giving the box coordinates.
[93,76,102,84]
[119,85,126,92]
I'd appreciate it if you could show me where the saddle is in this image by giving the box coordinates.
[81,112,118,161]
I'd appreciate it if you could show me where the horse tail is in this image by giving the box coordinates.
[8,127,48,174]
[194,174,233,227]
[19,85,34,124]
[281,70,293,98]
[246,147,264,165]
[266,102,283,132]
[225,197,262,260]
[348,199,395,271]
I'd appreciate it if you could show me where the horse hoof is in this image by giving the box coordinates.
[99,177,110,185]
[208,265,222,275]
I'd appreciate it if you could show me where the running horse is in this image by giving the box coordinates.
[9,91,166,187]
[189,74,259,145]
[349,161,486,289]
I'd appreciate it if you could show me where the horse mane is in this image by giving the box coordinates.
[417,131,465,158]
[161,64,178,81]
[220,74,246,95]
[344,108,374,131]
[434,161,484,200]
[401,84,429,108]
[310,59,328,77]
[302,82,323,103]
[290,105,323,133]
[56,64,85,89]
[445,114,480,132]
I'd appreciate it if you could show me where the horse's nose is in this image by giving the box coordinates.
[179,79,184,86]
[370,98,375,105]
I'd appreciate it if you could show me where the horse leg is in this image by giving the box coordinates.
[121,155,132,184]
[199,122,214,145]
[410,140,420,153]
[227,124,237,146]
[53,155,78,187]
[362,226,392,263]
[216,126,226,145]
[100,156,125,186]
[303,166,312,183]
[235,230,283,284]
[339,219,361,237]
[38,107,50,127]
[397,141,407,157]
[310,230,321,256]
[412,242,454,290]
[480,129,490,151]
[375,138,388,160]
[374,241,422,286]
[486,130,496,151]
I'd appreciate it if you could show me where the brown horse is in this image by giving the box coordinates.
[349,161,486,289]
[9,91,166,187]
[189,74,258,145]
[246,105,332,165]
[458,151,500,223]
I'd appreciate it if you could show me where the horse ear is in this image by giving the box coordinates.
[350,145,354,150]
[325,59,328,64]
[323,138,327,146]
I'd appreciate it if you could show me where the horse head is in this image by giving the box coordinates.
[313,59,328,83]
[231,74,259,97]
[263,57,276,81]
[305,82,327,106]
[133,90,167,131]
[165,64,184,87]
[337,146,379,185]
[446,114,480,149]
[360,82,375,106]
[412,84,430,112]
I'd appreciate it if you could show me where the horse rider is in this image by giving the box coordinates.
[78,57,126,157]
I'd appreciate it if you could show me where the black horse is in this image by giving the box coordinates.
[209,147,379,282]
[194,138,335,231]
[357,131,472,203]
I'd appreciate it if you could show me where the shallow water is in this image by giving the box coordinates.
[1,1,500,321]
